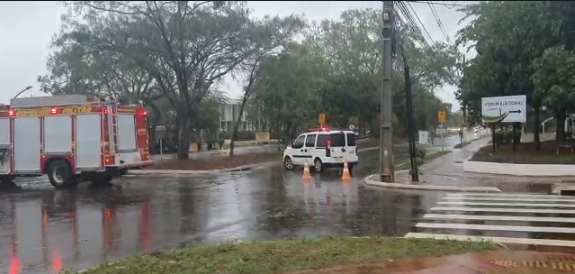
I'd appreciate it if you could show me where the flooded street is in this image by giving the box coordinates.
[0,137,566,273]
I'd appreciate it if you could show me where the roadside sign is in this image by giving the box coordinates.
[349,124,355,130]
[255,132,270,141]
[481,95,526,123]
[437,111,446,123]
[318,113,326,125]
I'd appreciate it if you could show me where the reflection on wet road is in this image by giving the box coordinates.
[0,139,560,274]
[0,148,449,273]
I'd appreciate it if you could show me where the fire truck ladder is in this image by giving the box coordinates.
[105,99,120,155]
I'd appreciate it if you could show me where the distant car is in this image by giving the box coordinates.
[283,128,359,172]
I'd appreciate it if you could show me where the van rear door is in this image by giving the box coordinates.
[346,132,357,156]
[329,132,347,161]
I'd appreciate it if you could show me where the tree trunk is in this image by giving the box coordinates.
[556,110,567,142]
[148,117,159,154]
[176,112,190,159]
[229,97,249,157]
[533,103,541,151]
[147,103,161,154]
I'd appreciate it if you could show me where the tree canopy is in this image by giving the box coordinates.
[457,1,575,147]
[39,1,460,157]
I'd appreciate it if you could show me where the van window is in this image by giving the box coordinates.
[330,133,346,147]
[305,134,317,147]
[292,134,306,149]
[346,133,357,146]
[316,134,329,147]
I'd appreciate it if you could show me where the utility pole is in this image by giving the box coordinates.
[380,1,395,182]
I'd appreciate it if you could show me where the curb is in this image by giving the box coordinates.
[130,145,387,176]
[363,174,502,192]
[128,161,280,175]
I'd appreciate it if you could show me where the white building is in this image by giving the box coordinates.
[219,98,256,132]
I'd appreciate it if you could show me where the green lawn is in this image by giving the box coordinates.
[64,237,497,274]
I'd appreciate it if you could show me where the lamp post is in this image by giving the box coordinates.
[12,86,33,100]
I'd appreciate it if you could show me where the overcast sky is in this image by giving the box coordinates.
[0,1,471,109]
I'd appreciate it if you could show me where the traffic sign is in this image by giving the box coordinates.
[481,95,526,123]
[349,124,355,130]
[318,113,325,125]
[438,111,446,123]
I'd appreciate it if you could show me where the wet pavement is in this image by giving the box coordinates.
[2,135,565,274]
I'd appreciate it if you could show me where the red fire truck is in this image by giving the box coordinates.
[0,94,153,188]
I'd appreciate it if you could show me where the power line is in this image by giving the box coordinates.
[409,1,476,9]
[394,1,432,48]
[428,2,449,41]
[407,2,435,44]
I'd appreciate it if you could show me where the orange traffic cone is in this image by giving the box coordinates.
[303,160,312,180]
[341,161,351,180]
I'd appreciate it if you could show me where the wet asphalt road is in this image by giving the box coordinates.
[0,136,509,274]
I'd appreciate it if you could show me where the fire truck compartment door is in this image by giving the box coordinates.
[117,114,137,151]
[75,114,102,169]
[43,116,72,154]
[0,118,10,174]
[14,117,41,172]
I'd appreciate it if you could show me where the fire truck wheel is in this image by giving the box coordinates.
[47,160,78,188]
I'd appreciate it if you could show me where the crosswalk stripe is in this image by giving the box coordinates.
[410,193,575,247]
[416,222,575,233]
[445,193,575,199]
[422,214,575,223]
[404,233,575,247]
[437,201,575,208]
[430,206,575,214]
[443,196,575,202]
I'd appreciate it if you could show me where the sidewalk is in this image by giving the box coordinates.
[286,250,572,274]
[419,137,570,192]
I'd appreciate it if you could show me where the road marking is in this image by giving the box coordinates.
[443,196,575,202]
[422,214,575,223]
[416,222,575,234]
[404,233,575,247]
[437,201,575,208]
[411,193,575,247]
[430,206,575,214]
[446,193,575,199]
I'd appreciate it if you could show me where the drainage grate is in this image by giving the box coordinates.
[491,259,575,271]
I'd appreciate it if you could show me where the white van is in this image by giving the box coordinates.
[283,129,359,172]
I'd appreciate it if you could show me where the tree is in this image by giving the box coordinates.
[228,15,305,156]
[61,1,261,158]
[456,1,568,150]
[254,44,325,145]
[532,46,575,141]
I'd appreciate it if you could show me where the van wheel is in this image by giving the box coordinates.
[47,160,78,188]
[283,157,294,171]
[314,158,324,173]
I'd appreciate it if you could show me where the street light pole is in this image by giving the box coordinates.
[12,86,32,100]
[380,1,395,182]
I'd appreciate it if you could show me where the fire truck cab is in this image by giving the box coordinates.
[0,94,153,188]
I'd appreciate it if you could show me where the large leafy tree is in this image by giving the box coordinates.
[50,1,261,158]
[228,15,306,156]
[254,43,327,144]
[456,1,575,149]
